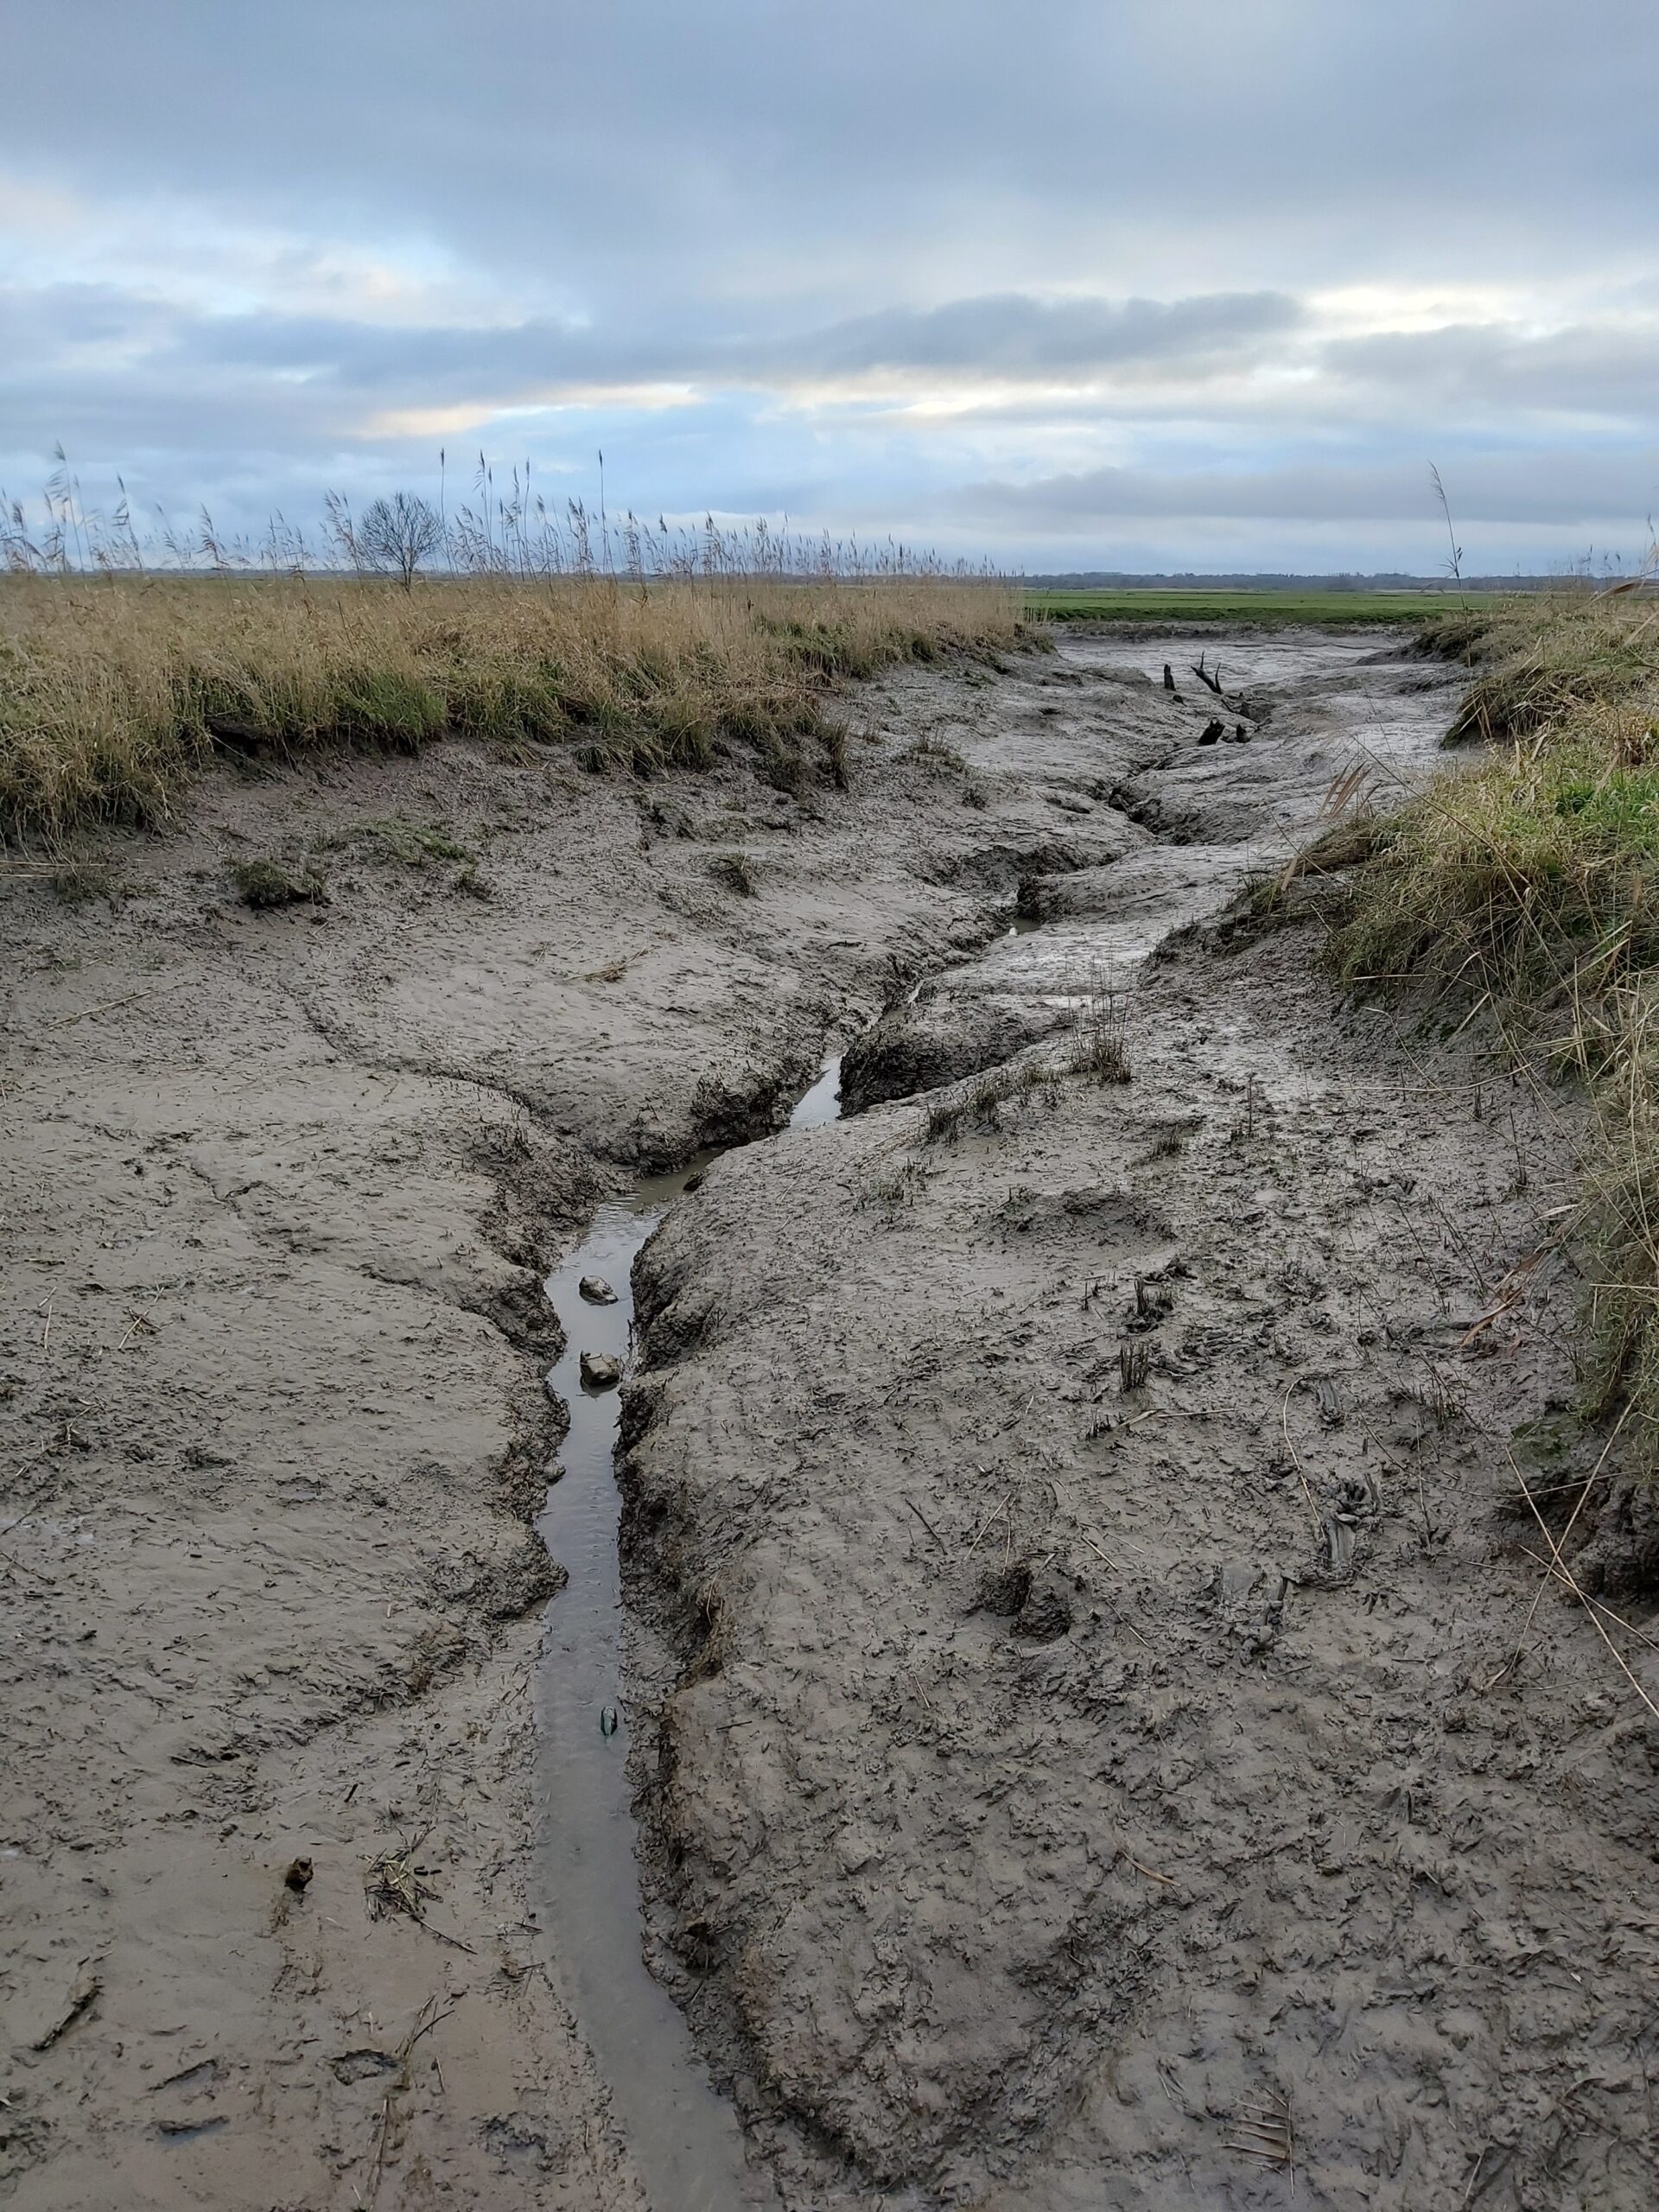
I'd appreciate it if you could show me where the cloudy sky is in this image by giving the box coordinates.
[4,1,1656,573]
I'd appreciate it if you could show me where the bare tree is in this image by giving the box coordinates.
[357,492,444,589]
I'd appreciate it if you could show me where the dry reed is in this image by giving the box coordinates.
[0,569,1022,842]
[0,464,1021,840]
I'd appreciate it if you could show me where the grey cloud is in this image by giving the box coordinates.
[4,2,1657,306]
[1325,322,1659,419]
[801,293,1300,377]
[1,281,1308,439]
[0,283,181,353]
[189,289,1301,392]
[959,452,1659,529]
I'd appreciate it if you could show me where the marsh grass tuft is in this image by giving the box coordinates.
[231,856,327,908]
[1337,587,1659,1463]
[709,849,759,897]
[1425,596,1659,750]
[903,733,968,777]
[51,860,120,906]
[1070,967,1132,1084]
[923,1058,1059,1143]
[365,816,474,867]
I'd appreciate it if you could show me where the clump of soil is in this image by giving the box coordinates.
[840,992,1067,1111]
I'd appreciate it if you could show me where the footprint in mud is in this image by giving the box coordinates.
[972,1558,1075,1643]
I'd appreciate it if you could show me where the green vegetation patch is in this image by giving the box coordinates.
[1027,588,1470,627]
[1334,588,1659,1469]
[365,816,475,866]
[231,857,327,908]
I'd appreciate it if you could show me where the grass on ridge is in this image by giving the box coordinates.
[1333,588,1659,1465]
[0,573,1022,844]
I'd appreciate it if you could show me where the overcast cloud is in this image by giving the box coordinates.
[3,0,1656,570]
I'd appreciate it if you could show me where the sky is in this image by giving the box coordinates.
[3,0,1657,575]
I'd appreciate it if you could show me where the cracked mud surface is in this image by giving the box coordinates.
[5,632,1653,2209]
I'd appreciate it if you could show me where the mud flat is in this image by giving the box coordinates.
[0,634,1168,2208]
[619,639,1659,2208]
[6,630,1651,2208]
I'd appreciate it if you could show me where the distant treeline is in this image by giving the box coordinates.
[1021,571,1561,592]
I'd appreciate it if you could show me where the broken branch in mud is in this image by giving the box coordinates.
[1455,1242,1550,1348]
[1508,1444,1659,1719]
[1516,1546,1659,1656]
[1224,2091,1295,2179]
[903,1497,944,1548]
[964,1489,1014,1555]
[1191,652,1226,698]
[1485,1403,1631,1689]
[44,984,168,1031]
[0,1540,56,1587]
[30,1972,100,2050]
[1279,1378,1322,1524]
[365,1833,436,1923]
[365,1993,459,2199]
[1119,1849,1176,1886]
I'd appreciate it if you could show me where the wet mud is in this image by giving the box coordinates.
[7,629,1651,2211]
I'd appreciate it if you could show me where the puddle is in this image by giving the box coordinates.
[535,1069,847,2208]
[786,1054,842,1129]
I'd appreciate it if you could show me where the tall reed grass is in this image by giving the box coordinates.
[0,468,1021,842]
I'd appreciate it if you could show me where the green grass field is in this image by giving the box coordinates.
[1025,588,1473,626]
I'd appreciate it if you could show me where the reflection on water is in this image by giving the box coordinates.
[533,1083,845,2207]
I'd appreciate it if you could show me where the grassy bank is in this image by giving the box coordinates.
[0,574,1023,843]
[1027,586,1467,626]
[1333,588,1659,1459]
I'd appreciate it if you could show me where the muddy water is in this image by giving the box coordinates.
[535,1072,846,2209]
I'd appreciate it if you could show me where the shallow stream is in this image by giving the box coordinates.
[535,1071,844,2209]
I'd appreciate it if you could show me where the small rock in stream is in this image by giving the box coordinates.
[579,1274,618,1305]
[580,1351,622,1389]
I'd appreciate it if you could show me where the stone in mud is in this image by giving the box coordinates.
[579,1351,622,1389]
[579,1274,618,1305]
[840,995,1068,1114]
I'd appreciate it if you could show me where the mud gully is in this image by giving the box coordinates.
[4,634,1656,2212]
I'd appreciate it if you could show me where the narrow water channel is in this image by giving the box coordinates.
[534,1062,842,2209]
[530,633,1455,2205]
